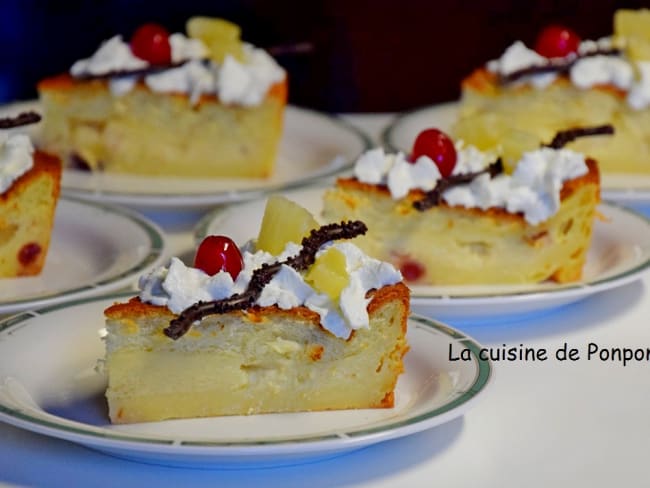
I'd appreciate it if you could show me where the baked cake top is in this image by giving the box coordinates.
[64,17,286,107]
[352,128,602,225]
[126,199,404,341]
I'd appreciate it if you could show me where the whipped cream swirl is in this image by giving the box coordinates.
[353,143,588,225]
[486,36,650,109]
[71,34,285,106]
[139,241,402,340]
[0,133,34,194]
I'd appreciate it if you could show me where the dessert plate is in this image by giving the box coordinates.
[382,102,650,205]
[197,187,650,324]
[0,294,491,469]
[0,100,370,209]
[0,197,165,315]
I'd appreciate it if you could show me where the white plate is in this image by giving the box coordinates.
[1,100,370,209]
[0,197,166,314]
[382,102,650,205]
[197,187,650,324]
[0,295,491,469]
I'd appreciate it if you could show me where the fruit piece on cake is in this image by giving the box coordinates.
[103,198,409,424]
[454,9,650,174]
[322,127,602,285]
[0,112,61,277]
[37,17,287,178]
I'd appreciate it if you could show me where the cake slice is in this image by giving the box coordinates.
[103,198,409,424]
[0,112,62,277]
[454,9,650,174]
[37,17,287,178]
[322,128,601,285]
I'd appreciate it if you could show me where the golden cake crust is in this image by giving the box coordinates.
[461,67,628,99]
[38,73,288,108]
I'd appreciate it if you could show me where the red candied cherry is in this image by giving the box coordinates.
[400,260,425,283]
[411,128,457,178]
[130,23,172,65]
[194,235,244,279]
[534,25,581,58]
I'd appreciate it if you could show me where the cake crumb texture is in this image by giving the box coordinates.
[322,160,600,285]
[0,150,61,277]
[37,75,287,178]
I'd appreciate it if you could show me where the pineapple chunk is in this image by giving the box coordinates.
[614,9,650,61]
[626,38,650,62]
[305,247,349,301]
[453,112,507,152]
[256,195,319,255]
[186,16,244,63]
[615,9,650,39]
[500,130,540,173]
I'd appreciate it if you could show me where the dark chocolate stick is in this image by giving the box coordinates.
[0,111,41,129]
[413,159,504,211]
[72,59,208,81]
[543,125,615,149]
[499,47,621,85]
[413,123,615,211]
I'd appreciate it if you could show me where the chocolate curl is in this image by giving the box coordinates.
[499,47,621,85]
[164,220,368,340]
[413,159,504,211]
[413,122,615,212]
[72,59,206,81]
[543,125,615,149]
[0,111,41,129]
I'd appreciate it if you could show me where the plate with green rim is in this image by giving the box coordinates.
[1,100,370,210]
[0,293,491,469]
[0,196,166,314]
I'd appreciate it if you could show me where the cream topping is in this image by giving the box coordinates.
[354,148,441,199]
[570,55,634,89]
[487,36,650,109]
[0,133,34,194]
[70,34,285,106]
[486,41,558,88]
[443,147,587,225]
[144,59,216,105]
[354,142,495,200]
[70,35,148,77]
[169,33,209,63]
[352,143,587,225]
[628,61,650,109]
[139,241,402,340]
[218,44,286,106]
